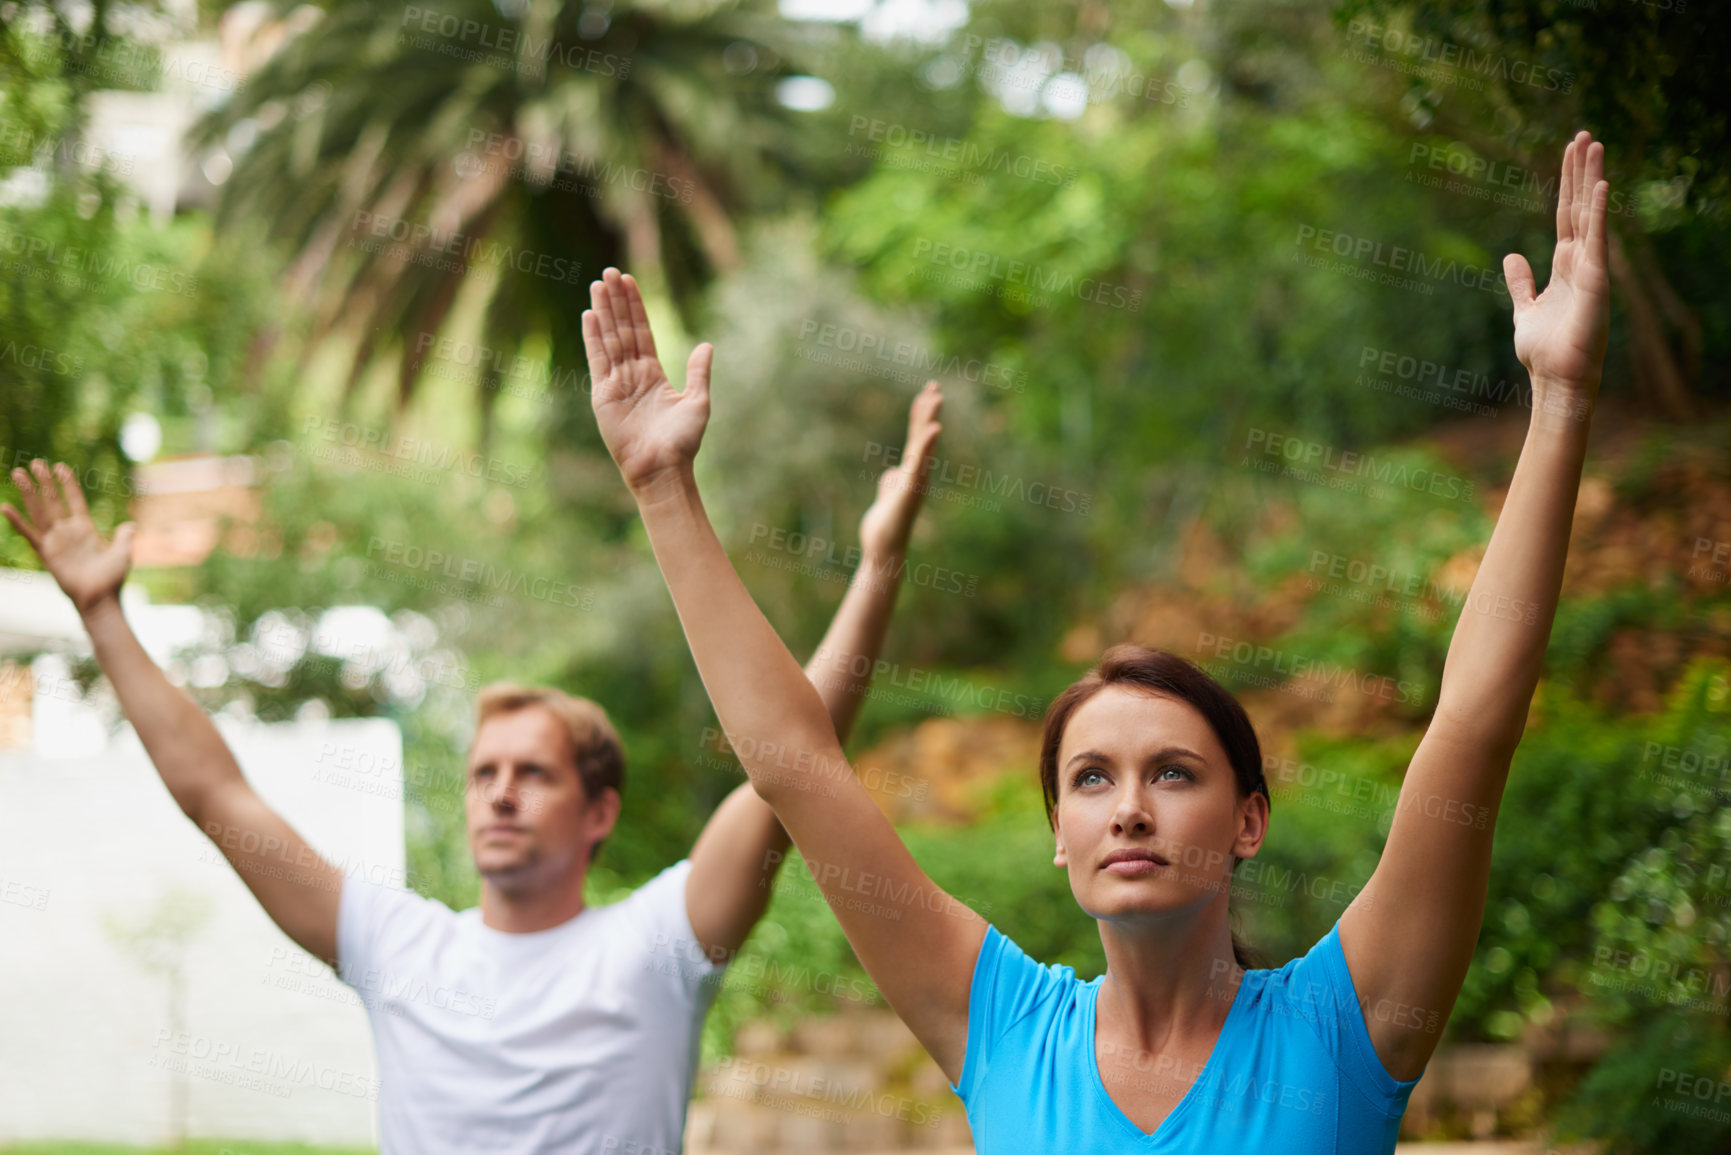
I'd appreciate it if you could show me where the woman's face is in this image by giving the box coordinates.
[1053,685,1268,923]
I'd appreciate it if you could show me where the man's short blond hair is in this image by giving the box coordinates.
[474,683,626,803]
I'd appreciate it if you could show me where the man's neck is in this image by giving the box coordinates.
[479,869,589,933]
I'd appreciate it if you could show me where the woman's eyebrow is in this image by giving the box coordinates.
[1063,745,1206,769]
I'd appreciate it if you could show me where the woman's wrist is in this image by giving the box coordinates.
[1528,375,1598,435]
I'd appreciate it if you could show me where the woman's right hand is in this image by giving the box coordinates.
[582,267,713,502]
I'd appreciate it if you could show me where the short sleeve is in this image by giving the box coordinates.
[336,871,450,999]
[1276,919,1424,1111]
[950,925,1067,1102]
[624,858,725,997]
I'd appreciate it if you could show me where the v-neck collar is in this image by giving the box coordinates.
[1083,967,1255,1146]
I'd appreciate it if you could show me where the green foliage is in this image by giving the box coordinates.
[2,2,1726,1148]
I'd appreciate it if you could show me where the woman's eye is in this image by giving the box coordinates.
[1076,768,1105,787]
[1159,765,1191,782]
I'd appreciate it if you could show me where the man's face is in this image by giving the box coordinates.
[465,705,617,894]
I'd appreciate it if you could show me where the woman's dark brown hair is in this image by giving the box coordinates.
[1038,644,1272,970]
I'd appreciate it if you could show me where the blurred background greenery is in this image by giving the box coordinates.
[2,0,1727,1150]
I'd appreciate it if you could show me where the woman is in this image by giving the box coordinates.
[578,130,1612,1153]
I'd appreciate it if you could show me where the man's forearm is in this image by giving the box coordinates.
[80,597,247,823]
[1434,390,1591,752]
[803,545,907,745]
[634,468,844,799]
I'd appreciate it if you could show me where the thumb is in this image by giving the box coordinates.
[1503,253,1537,313]
[1,503,40,551]
[113,522,137,559]
[685,343,713,401]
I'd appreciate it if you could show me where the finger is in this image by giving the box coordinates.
[685,343,713,401]
[1572,132,1591,241]
[602,268,637,361]
[589,281,624,366]
[1503,253,1537,312]
[1,504,41,552]
[1583,140,1605,247]
[10,467,47,528]
[909,420,943,463]
[619,273,659,361]
[55,462,91,524]
[112,521,137,561]
[1555,136,1575,243]
[1584,180,1609,273]
[30,459,66,524]
[581,310,613,387]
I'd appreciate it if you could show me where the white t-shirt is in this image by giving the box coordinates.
[337,858,725,1154]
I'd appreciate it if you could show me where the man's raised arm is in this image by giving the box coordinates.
[4,460,343,964]
[684,376,947,961]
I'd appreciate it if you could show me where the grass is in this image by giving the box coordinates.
[0,1143,376,1154]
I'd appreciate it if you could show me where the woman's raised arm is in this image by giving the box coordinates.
[581,269,987,1082]
[1338,131,1613,1082]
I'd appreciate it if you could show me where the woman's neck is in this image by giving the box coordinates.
[1094,910,1245,1052]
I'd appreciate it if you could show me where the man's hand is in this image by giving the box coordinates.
[859,381,944,559]
[1503,130,1611,412]
[582,267,712,499]
[3,460,135,615]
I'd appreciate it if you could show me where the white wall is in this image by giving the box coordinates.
[0,714,403,1148]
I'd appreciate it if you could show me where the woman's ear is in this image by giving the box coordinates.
[1234,790,1270,860]
[1053,816,1068,868]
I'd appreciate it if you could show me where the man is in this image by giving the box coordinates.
[1,378,944,1153]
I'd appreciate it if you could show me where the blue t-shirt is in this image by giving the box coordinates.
[948,919,1422,1153]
